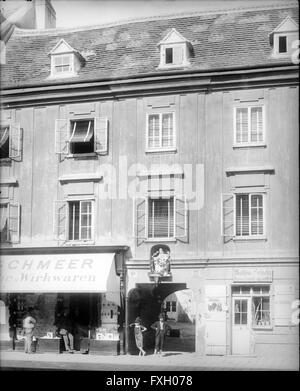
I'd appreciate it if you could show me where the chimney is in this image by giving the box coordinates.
[35,0,56,29]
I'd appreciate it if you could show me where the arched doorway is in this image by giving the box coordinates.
[127,283,195,354]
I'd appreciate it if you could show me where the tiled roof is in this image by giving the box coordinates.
[1,4,298,89]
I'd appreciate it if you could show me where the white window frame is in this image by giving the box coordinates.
[67,199,95,243]
[231,284,272,330]
[0,201,20,244]
[68,118,95,156]
[273,32,298,57]
[234,193,266,240]
[145,112,176,152]
[233,105,266,148]
[50,53,76,78]
[147,196,175,240]
[158,43,190,69]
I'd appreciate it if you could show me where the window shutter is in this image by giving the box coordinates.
[55,119,69,155]
[174,195,187,240]
[133,197,147,245]
[53,200,67,242]
[95,117,108,155]
[8,202,20,243]
[274,285,295,326]
[221,193,235,240]
[9,123,22,160]
[235,108,248,143]
[173,46,183,65]
[250,107,263,142]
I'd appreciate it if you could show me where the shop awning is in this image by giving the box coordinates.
[0,253,120,305]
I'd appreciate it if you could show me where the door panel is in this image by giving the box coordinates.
[232,297,251,355]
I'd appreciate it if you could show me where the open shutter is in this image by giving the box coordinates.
[174,195,187,240]
[133,197,147,246]
[55,119,69,155]
[9,123,22,160]
[95,117,108,155]
[53,200,67,242]
[205,285,227,355]
[221,193,235,241]
[8,202,20,243]
[274,285,295,326]
[173,45,183,65]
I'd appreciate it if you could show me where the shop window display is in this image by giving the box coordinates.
[232,285,271,329]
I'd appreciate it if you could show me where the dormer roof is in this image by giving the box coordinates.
[269,15,298,35]
[49,38,78,55]
[157,28,190,46]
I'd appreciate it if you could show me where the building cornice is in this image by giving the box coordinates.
[1,65,298,109]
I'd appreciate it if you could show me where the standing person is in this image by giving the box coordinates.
[22,308,36,354]
[55,309,74,353]
[129,317,147,356]
[151,313,170,355]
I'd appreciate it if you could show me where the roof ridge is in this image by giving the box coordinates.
[13,1,298,37]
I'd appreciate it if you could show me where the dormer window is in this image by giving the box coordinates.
[53,54,72,74]
[270,16,298,58]
[158,28,191,69]
[49,39,84,78]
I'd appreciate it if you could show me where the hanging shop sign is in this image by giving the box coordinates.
[0,253,119,295]
[233,267,273,283]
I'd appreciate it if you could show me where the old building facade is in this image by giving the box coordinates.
[0,2,299,358]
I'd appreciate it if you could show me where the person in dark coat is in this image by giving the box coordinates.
[129,317,147,356]
[151,313,171,355]
[55,309,74,353]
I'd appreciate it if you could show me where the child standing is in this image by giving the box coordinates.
[130,317,147,356]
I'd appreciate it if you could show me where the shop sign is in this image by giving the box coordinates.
[233,268,273,282]
[0,253,119,293]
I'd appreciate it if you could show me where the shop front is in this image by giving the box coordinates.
[0,246,127,355]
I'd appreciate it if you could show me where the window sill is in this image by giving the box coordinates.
[233,236,267,241]
[145,238,176,243]
[65,240,95,246]
[233,143,266,149]
[145,148,177,154]
[157,63,190,70]
[66,153,97,159]
[252,326,273,331]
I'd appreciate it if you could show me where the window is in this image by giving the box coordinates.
[232,285,271,328]
[148,197,174,238]
[234,106,264,145]
[0,202,20,243]
[236,194,264,237]
[158,28,191,69]
[0,203,8,242]
[69,119,94,154]
[165,48,173,64]
[166,301,177,312]
[49,39,84,78]
[68,200,93,241]
[146,113,175,151]
[134,195,187,243]
[0,125,9,159]
[53,55,72,74]
[234,299,248,325]
[55,117,108,156]
[0,123,22,161]
[221,193,265,240]
[278,36,287,53]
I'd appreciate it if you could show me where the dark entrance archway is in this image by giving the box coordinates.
[127,283,187,354]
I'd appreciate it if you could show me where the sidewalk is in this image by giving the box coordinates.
[0,350,298,371]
